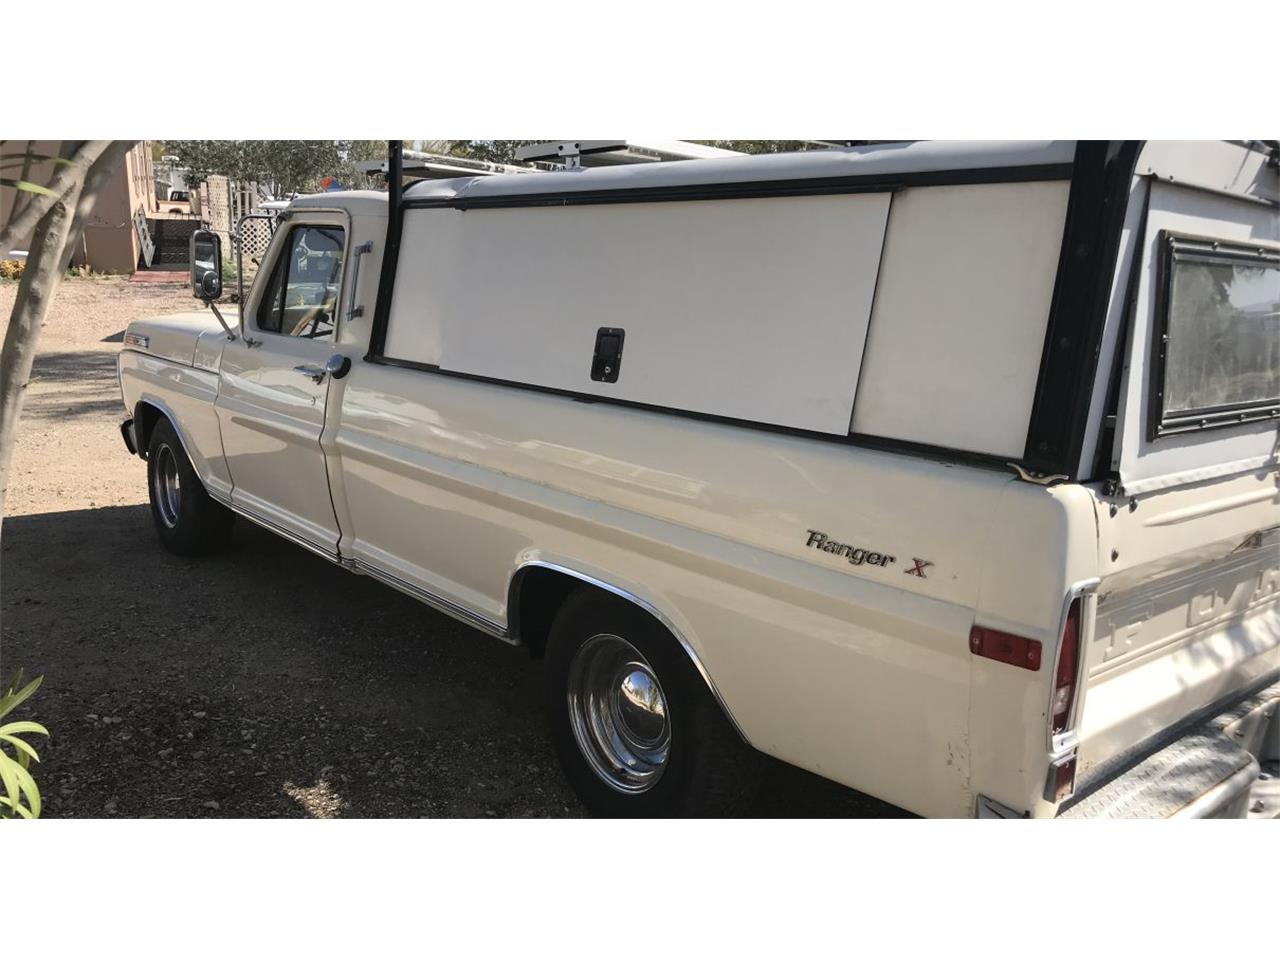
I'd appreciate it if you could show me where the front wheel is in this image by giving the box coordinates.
[146,418,234,555]
[545,588,761,816]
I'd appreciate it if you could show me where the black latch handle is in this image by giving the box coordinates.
[590,327,625,383]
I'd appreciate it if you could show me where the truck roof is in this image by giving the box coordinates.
[290,190,390,216]
[402,140,1077,204]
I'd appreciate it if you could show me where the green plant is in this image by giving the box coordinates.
[0,671,49,819]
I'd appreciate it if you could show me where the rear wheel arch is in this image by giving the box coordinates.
[506,561,746,742]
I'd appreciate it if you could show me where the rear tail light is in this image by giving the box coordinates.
[1047,755,1077,802]
[1051,597,1083,735]
[968,590,1089,740]
[969,625,1042,671]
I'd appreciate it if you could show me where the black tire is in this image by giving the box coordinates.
[146,417,234,555]
[545,587,762,817]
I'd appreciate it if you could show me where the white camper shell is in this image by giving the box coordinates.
[118,141,1279,818]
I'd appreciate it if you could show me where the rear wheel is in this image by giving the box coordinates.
[146,418,234,555]
[545,588,761,816]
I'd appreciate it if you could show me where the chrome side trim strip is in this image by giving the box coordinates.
[209,492,340,565]
[350,558,511,643]
[510,560,750,744]
[213,493,512,642]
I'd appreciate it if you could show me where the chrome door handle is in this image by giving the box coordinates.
[294,364,327,384]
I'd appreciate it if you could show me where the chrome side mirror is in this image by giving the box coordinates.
[190,229,236,341]
[190,229,223,302]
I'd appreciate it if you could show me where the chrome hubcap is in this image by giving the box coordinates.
[154,443,181,528]
[567,634,671,794]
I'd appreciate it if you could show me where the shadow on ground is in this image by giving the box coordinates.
[24,350,126,422]
[1,503,907,818]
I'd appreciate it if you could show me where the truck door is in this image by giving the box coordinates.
[215,212,348,555]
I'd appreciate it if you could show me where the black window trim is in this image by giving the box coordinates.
[1147,230,1280,440]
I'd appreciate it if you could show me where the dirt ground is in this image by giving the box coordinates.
[0,277,903,818]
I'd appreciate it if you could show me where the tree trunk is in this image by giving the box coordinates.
[0,140,131,526]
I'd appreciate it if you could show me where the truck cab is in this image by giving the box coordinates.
[118,140,1279,817]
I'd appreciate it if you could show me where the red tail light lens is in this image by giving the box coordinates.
[1051,598,1082,734]
[969,625,1042,671]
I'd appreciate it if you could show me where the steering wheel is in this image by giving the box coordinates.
[304,310,331,338]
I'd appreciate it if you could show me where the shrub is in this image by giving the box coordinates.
[0,259,25,281]
[0,671,49,819]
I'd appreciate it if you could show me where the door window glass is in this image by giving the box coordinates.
[256,225,345,340]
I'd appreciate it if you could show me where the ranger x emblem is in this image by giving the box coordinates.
[904,558,932,578]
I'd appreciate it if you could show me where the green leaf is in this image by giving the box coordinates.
[0,178,58,197]
[10,760,40,818]
[0,752,21,815]
[0,675,43,720]
[0,733,40,764]
[0,721,49,738]
[0,795,35,819]
[1,668,25,696]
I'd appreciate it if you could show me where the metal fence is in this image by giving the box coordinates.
[147,218,202,266]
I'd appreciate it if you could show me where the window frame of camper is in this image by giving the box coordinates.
[365,141,1142,480]
[1147,231,1280,440]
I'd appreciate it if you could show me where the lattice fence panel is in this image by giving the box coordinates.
[233,213,278,301]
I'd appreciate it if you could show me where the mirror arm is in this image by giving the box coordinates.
[206,300,237,341]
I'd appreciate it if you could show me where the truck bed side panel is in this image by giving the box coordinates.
[330,365,1018,817]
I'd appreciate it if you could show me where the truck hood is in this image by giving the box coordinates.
[123,308,239,367]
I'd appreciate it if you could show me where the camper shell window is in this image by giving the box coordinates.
[1150,232,1280,438]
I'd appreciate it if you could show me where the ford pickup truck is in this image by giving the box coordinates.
[116,140,1279,817]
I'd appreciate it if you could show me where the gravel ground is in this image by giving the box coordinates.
[0,277,904,818]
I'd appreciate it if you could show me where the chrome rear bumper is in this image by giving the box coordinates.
[1057,678,1280,819]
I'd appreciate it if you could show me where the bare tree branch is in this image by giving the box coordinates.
[0,141,109,257]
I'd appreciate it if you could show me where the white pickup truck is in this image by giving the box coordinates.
[116,140,1279,818]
